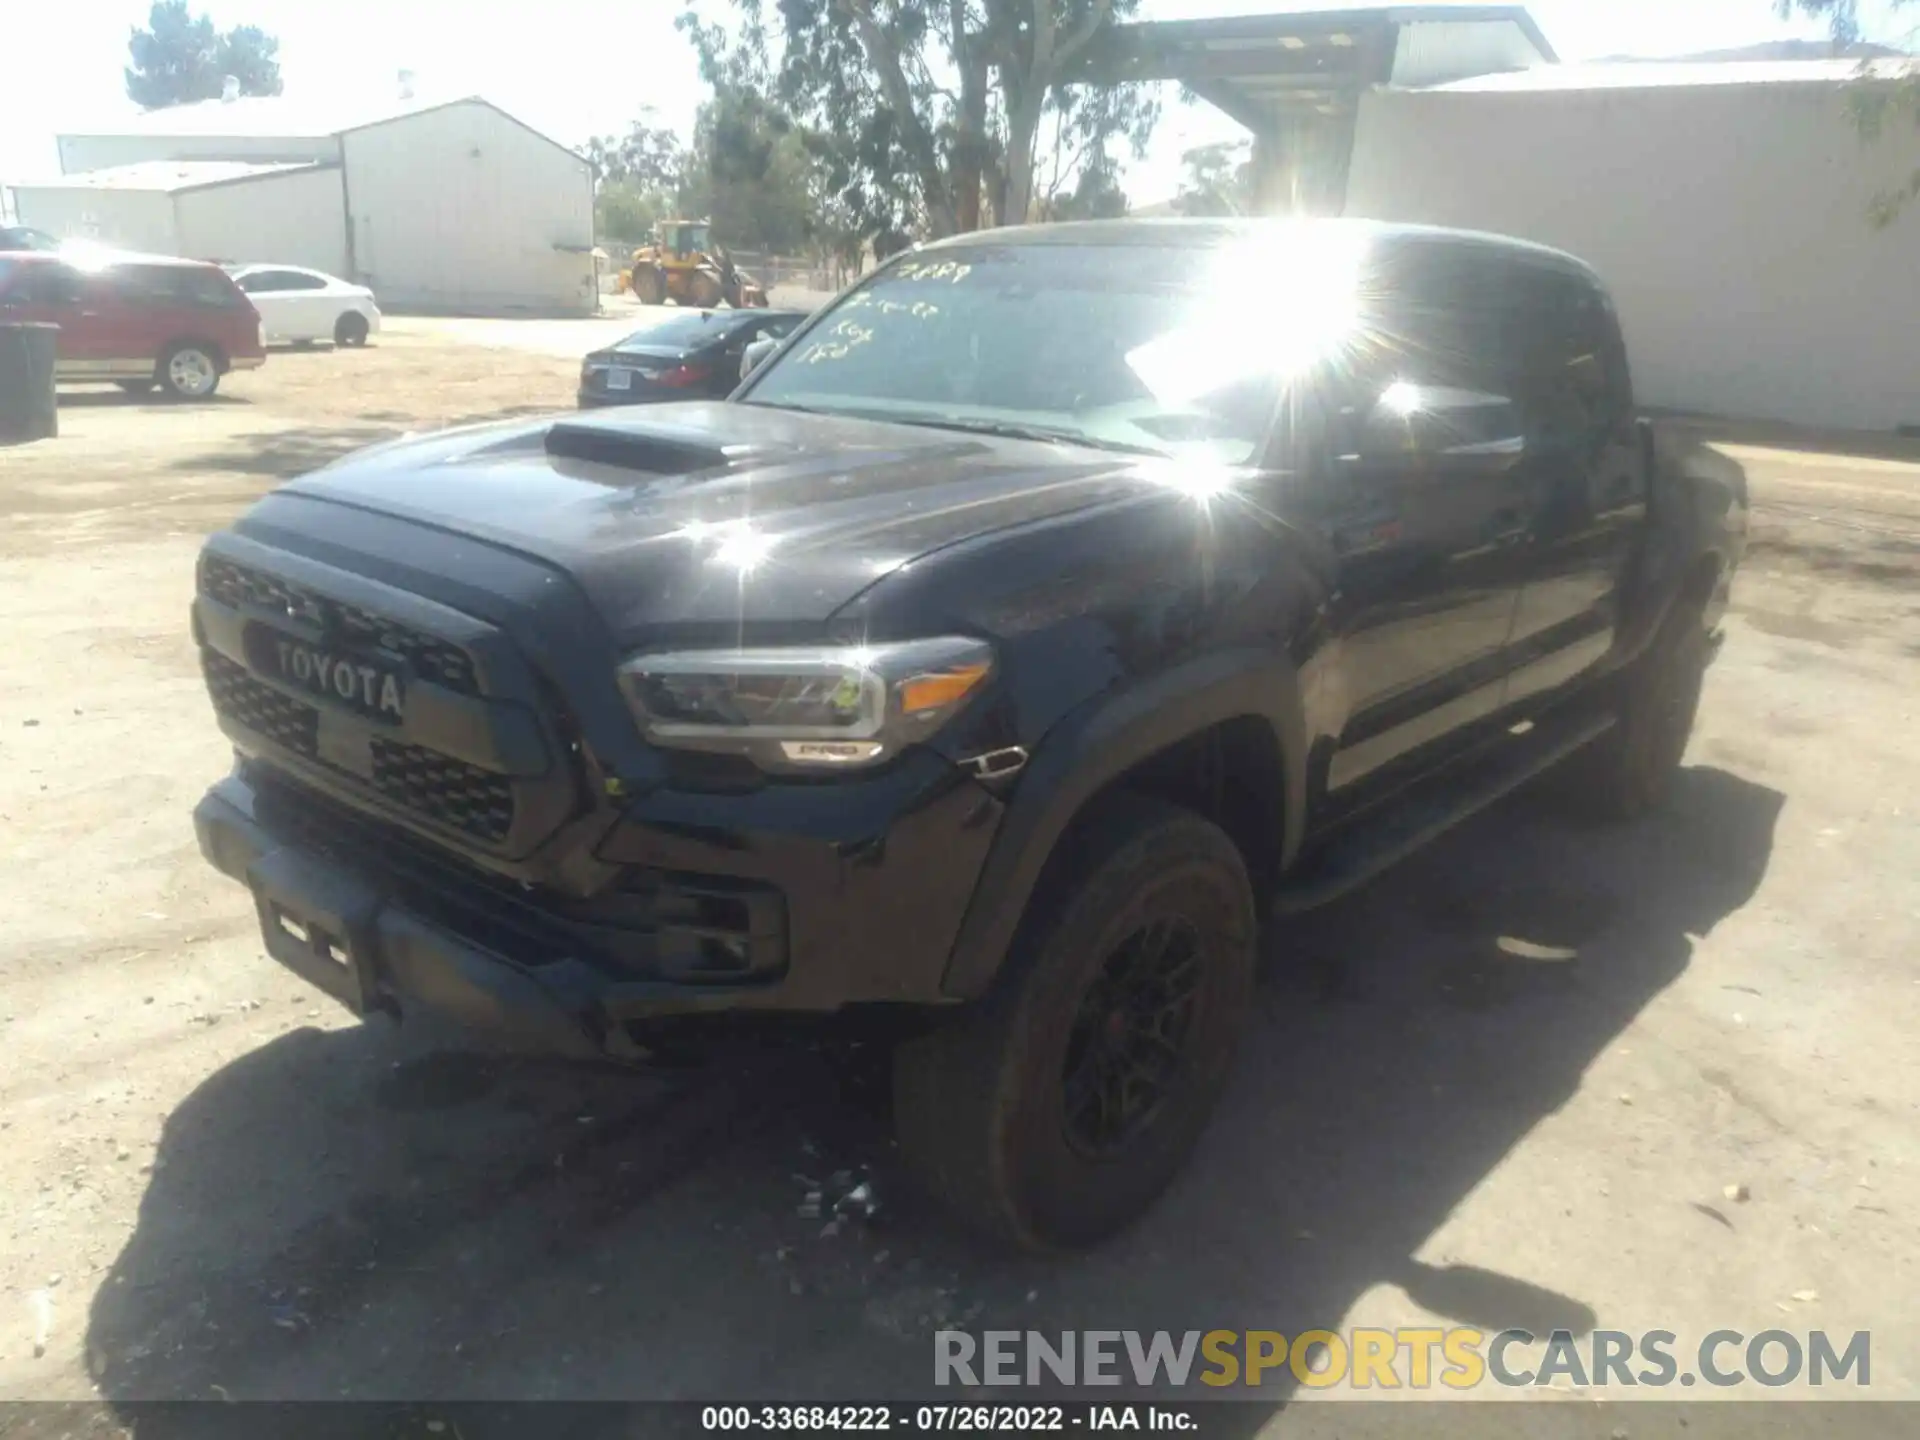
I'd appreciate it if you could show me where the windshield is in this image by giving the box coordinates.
[740,240,1351,464]
[1,226,61,252]
[665,222,710,256]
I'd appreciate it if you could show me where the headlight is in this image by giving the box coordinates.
[618,637,994,771]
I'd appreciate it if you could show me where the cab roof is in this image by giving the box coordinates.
[917,217,1599,280]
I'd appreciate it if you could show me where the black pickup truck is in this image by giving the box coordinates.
[190,219,1746,1249]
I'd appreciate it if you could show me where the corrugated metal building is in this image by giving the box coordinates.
[19,94,595,315]
[1082,6,1556,213]
[1343,60,1920,431]
[1091,7,1919,431]
[13,161,348,274]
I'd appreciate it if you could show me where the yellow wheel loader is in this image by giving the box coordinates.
[621,220,769,309]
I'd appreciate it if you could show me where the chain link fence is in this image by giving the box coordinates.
[596,242,863,301]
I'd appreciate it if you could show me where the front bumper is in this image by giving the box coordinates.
[196,752,1002,1059]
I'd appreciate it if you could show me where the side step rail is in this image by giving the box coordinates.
[1274,711,1617,916]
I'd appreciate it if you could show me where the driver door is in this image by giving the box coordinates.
[1312,298,1533,802]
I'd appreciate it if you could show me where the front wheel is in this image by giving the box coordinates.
[631,267,665,305]
[157,344,220,400]
[893,795,1256,1250]
[334,312,370,347]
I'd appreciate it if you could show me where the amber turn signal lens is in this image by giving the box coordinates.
[898,662,991,716]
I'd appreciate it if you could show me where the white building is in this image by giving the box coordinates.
[1097,8,1919,432]
[1344,59,1920,432]
[15,92,596,316]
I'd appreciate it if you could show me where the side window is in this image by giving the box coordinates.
[239,270,296,293]
[283,272,329,291]
[1329,288,1505,454]
[118,266,244,307]
[1330,253,1630,455]
[105,267,178,306]
[1500,272,1626,446]
[6,265,82,307]
[763,317,799,340]
[180,268,246,307]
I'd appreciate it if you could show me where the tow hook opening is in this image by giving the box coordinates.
[963,746,1028,781]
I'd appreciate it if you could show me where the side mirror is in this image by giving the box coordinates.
[1357,383,1525,471]
[739,334,779,382]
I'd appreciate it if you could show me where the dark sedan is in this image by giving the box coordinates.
[578,308,808,408]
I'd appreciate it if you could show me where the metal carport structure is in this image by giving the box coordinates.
[1075,6,1555,213]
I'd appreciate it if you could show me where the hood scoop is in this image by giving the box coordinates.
[543,419,750,477]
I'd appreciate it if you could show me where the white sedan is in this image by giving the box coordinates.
[228,265,382,347]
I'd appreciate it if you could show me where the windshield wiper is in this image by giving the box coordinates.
[741,402,1163,457]
[884,415,1161,456]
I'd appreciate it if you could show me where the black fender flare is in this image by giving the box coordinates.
[939,648,1309,1000]
[1616,420,1748,665]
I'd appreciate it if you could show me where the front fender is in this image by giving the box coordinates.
[939,648,1308,999]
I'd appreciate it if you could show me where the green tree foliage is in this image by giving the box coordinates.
[1173,140,1251,218]
[587,93,818,254]
[125,1,283,109]
[678,0,1157,242]
[681,90,819,253]
[586,111,687,194]
[595,182,669,245]
[586,110,686,245]
[1040,161,1128,219]
[1782,0,1920,224]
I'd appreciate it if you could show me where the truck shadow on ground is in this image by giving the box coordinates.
[84,765,1782,1418]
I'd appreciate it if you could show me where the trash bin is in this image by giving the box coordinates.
[0,321,59,444]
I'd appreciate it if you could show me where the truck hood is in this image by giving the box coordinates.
[272,402,1156,640]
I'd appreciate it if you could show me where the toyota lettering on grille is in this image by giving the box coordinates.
[252,629,406,723]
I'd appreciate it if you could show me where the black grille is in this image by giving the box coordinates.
[370,738,515,843]
[199,555,479,695]
[203,652,319,755]
[203,652,514,845]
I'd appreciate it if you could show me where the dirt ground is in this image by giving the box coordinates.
[1,330,1917,1420]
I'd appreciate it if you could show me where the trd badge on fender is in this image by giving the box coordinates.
[250,627,406,722]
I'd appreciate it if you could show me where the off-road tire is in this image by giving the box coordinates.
[1563,600,1711,821]
[334,312,370,348]
[632,267,665,306]
[893,795,1256,1250]
[688,272,724,309]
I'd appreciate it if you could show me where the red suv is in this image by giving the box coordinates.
[0,251,266,399]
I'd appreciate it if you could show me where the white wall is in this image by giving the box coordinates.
[59,134,339,174]
[174,166,349,274]
[11,185,178,253]
[1345,80,1920,431]
[341,101,595,314]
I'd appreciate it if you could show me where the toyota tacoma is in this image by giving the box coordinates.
[190,219,1747,1249]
